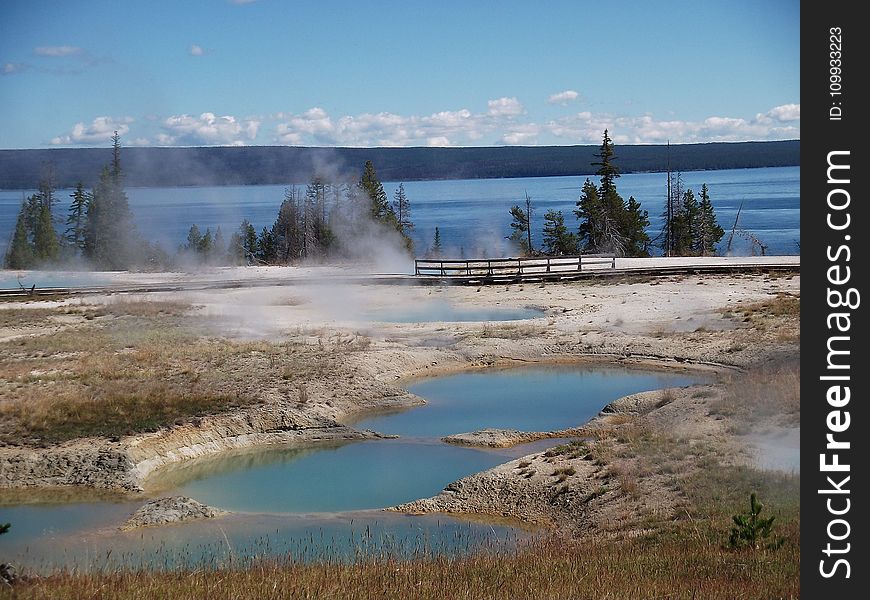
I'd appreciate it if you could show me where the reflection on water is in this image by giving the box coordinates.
[369,366,700,437]
[2,510,528,573]
[159,439,517,513]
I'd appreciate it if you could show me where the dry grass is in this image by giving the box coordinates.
[727,293,800,340]
[4,524,799,600]
[0,304,341,443]
[475,323,550,340]
[710,361,800,428]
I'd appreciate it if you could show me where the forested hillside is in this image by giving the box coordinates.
[0,140,798,189]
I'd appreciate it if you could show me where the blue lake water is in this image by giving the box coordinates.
[0,166,799,260]
[0,365,701,570]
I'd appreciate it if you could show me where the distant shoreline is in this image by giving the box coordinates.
[0,140,799,190]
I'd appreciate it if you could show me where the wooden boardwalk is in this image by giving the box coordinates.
[414,254,616,284]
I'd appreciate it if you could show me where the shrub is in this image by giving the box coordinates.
[729,493,783,550]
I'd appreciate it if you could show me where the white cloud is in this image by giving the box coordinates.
[2,62,29,75]
[158,112,261,146]
[50,116,134,145]
[547,90,580,105]
[426,136,452,147]
[487,96,524,117]
[189,44,206,56]
[544,103,800,144]
[273,99,535,147]
[501,123,540,145]
[757,103,800,123]
[34,46,83,57]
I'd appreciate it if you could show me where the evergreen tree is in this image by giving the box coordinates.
[542,210,578,255]
[4,170,62,268]
[622,196,651,257]
[592,128,620,199]
[575,130,649,257]
[186,224,203,252]
[431,227,443,257]
[359,160,397,226]
[273,188,303,262]
[393,183,413,233]
[661,171,685,256]
[33,201,59,262]
[508,204,531,255]
[65,182,90,252]
[575,178,603,251]
[392,182,414,254]
[257,226,277,263]
[681,188,700,254]
[82,133,137,269]
[239,219,258,263]
[507,192,534,255]
[4,202,34,269]
[198,228,213,257]
[695,184,724,255]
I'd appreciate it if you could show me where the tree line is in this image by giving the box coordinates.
[179,164,414,266]
[503,130,725,258]
[6,133,140,270]
[5,135,415,270]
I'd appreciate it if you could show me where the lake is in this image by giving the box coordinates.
[0,166,799,259]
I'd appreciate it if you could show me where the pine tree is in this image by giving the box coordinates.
[359,160,396,225]
[82,133,137,269]
[622,196,651,257]
[33,201,59,262]
[431,227,443,257]
[271,188,301,263]
[695,184,724,256]
[661,171,685,256]
[542,210,578,255]
[592,128,620,199]
[4,202,34,269]
[257,226,277,264]
[508,204,531,255]
[239,219,258,264]
[392,182,414,254]
[65,182,90,252]
[576,131,649,257]
[198,228,213,258]
[507,192,534,256]
[393,183,413,233]
[575,178,603,252]
[186,224,203,252]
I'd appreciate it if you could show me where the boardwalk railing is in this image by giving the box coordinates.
[414,254,615,279]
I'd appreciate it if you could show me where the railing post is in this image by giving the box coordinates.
[611,255,616,269]
[518,258,522,276]
[579,255,582,271]
[440,261,445,276]
[488,260,492,276]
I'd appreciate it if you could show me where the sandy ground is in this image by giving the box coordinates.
[0,263,799,533]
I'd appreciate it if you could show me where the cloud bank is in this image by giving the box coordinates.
[49,101,800,147]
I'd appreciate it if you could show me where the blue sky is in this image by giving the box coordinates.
[0,0,800,149]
